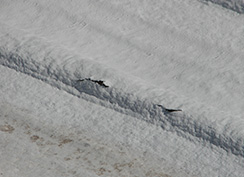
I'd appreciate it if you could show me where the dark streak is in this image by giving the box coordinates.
[77,78,109,88]
[156,104,182,112]
[165,108,182,112]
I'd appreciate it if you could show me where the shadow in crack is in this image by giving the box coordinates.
[76,78,109,88]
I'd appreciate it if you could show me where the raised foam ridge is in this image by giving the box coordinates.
[0,27,243,157]
[201,0,244,14]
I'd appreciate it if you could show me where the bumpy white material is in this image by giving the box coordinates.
[1,0,244,176]
[202,0,244,13]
